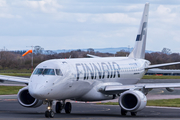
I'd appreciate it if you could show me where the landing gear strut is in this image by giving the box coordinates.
[121,108,137,116]
[131,112,137,116]
[45,101,55,118]
[121,108,127,116]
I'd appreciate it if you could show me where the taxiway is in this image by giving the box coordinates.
[0,101,180,120]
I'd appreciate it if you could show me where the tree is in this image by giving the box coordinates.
[162,48,171,55]
[87,48,94,53]
[34,46,44,54]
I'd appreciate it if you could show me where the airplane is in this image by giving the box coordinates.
[1,3,180,118]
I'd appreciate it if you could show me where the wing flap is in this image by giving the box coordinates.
[139,83,180,89]
[0,75,29,84]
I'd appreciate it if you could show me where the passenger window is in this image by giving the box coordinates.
[56,69,63,76]
[43,69,55,75]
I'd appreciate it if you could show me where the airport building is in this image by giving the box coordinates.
[146,69,180,76]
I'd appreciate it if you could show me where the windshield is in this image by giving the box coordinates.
[33,68,43,75]
[42,69,55,75]
[33,68,63,76]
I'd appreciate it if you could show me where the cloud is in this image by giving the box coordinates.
[0,0,21,18]
[0,0,180,53]
[150,5,180,25]
[23,0,63,13]
[0,13,14,18]
[0,0,6,7]
[91,13,138,24]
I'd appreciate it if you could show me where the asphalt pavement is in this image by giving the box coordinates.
[0,101,180,120]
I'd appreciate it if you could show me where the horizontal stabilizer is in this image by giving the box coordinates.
[145,62,180,69]
[87,54,101,58]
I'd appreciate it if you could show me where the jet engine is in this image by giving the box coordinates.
[17,86,43,108]
[119,90,147,112]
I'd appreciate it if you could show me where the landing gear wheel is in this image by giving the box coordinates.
[121,108,127,116]
[131,112,137,116]
[56,102,62,113]
[65,102,72,114]
[45,110,55,118]
[50,111,55,118]
[45,110,50,118]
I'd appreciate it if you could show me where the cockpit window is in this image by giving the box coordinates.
[33,68,55,75]
[33,68,43,75]
[56,69,63,76]
[42,69,55,75]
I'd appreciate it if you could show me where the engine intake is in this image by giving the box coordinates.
[119,90,147,112]
[18,86,43,108]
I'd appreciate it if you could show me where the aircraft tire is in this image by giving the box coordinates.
[65,102,72,114]
[50,110,55,118]
[45,110,50,118]
[45,110,55,118]
[56,102,62,113]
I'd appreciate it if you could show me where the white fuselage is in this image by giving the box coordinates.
[28,57,150,101]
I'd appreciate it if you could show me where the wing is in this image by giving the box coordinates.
[0,75,29,84]
[146,62,180,69]
[100,83,180,94]
[86,54,101,58]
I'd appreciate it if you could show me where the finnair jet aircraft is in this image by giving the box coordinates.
[1,3,180,118]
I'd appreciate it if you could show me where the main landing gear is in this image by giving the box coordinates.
[121,108,137,116]
[44,100,72,118]
[55,100,72,114]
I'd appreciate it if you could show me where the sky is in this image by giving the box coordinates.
[0,0,180,53]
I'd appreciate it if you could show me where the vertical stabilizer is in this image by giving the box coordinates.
[128,3,149,59]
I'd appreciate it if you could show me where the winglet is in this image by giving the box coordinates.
[128,3,149,59]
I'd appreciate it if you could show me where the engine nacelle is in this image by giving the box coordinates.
[119,90,147,112]
[17,86,43,108]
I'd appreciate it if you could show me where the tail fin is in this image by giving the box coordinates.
[128,3,149,59]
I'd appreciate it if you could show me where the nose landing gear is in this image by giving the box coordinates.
[45,101,55,118]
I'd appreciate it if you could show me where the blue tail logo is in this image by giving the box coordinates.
[136,22,147,41]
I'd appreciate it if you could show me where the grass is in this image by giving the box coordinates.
[0,69,31,77]
[147,99,180,107]
[0,69,31,73]
[0,86,24,95]
[97,99,180,107]
[142,75,180,79]
[0,73,31,77]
